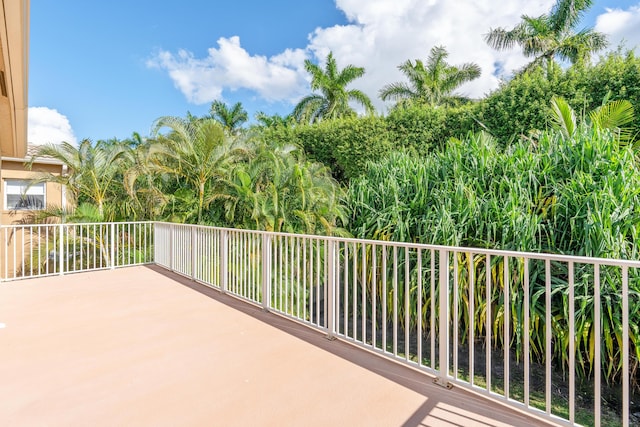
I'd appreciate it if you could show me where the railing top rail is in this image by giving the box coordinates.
[154,221,640,269]
[0,221,154,230]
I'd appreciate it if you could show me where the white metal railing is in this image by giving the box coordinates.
[155,222,638,427]
[0,222,154,280]
[2,221,636,426]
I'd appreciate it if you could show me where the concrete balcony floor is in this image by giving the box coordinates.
[0,266,554,426]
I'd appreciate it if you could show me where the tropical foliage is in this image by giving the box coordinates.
[218,139,347,234]
[147,116,245,224]
[209,100,249,135]
[293,51,374,123]
[379,45,481,107]
[347,125,640,387]
[485,0,607,70]
[27,139,128,221]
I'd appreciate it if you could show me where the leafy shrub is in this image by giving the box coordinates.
[346,127,640,387]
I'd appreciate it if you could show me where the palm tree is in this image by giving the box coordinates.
[379,45,481,108]
[27,139,127,220]
[122,140,169,220]
[293,52,375,123]
[149,116,247,224]
[485,0,607,70]
[254,111,294,128]
[219,140,346,234]
[209,101,248,135]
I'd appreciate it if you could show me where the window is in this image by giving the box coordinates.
[4,180,45,210]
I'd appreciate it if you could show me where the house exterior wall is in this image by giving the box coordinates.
[0,156,66,277]
[0,158,65,225]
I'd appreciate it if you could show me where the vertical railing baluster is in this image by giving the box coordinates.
[524,258,530,407]
[353,242,357,340]
[343,242,349,336]
[326,239,336,339]
[486,254,492,393]
[262,233,271,310]
[221,229,228,293]
[569,261,575,424]
[372,244,378,350]
[29,226,34,277]
[110,223,116,269]
[622,266,629,427]
[435,249,450,388]
[453,252,458,379]
[169,224,175,271]
[382,245,387,353]
[316,240,320,327]
[430,249,435,370]
[58,223,64,275]
[545,259,552,416]
[404,246,410,360]
[393,246,398,357]
[362,243,367,346]
[594,264,601,427]
[468,252,475,387]
[20,226,25,277]
[191,226,197,280]
[417,248,422,366]
[504,256,509,399]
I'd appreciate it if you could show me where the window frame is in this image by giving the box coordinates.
[3,179,46,211]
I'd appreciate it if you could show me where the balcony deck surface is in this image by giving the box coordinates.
[0,266,554,426]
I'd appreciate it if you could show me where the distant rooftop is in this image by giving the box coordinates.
[1,143,62,164]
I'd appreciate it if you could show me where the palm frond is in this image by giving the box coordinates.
[550,96,577,139]
[589,99,635,143]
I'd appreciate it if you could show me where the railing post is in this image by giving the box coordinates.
[58,224,64,275]
[191,226,197,280]
[261,233,271,310]
[221,229,228,293]
[435,249,452,388]
[152,223,157,264]
[110,223,116,269]
[169,224,174,271]
[326,239,336,340]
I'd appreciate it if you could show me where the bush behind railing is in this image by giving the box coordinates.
[347,128,640,389]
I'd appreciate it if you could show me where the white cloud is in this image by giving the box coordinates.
[307,0,555,111]
[595,5,640,53]
[28,107,77,146]
[148,36,308,104]
[149,1,567,111]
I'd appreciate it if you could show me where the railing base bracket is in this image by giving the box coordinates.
[325,335,337,341]
[433,377,453,389]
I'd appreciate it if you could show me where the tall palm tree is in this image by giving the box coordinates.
[209,101,248,135]
[485,0,607,70]
[379,45,481,107]
[149,116,246,224]
[27,139,127,220]
[293,52,375,123]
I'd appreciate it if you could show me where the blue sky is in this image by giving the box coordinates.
[28,0,640,145]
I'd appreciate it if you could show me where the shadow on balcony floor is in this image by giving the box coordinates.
[0,265,554,426]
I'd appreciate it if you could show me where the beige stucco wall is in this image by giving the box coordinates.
[0,157,66,277]
[0,159,65,225]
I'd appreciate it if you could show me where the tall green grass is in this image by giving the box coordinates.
[347,128,640,389]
